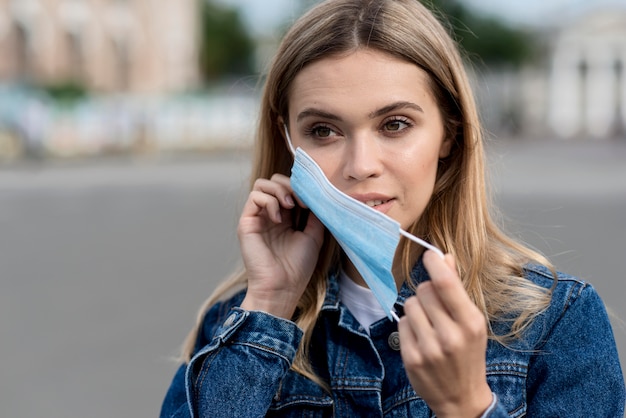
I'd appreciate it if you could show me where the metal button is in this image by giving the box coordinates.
[388,331,401,351]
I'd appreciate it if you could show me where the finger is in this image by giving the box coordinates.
[397,309,424,367]
[415,281,456,332]
[422,250,472,321]
[402,296,459,369]
[301,212,325,248]
[402,296,440,354]
[242,190,284,224]
[253,177,296,210]
[416,280,481,359]
[254,179,295,210]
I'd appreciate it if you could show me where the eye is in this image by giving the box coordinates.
[382,117,412,133]
[304,123,340,139]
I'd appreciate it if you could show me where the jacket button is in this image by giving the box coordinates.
[223,313,237,327]
[388,331,401,351]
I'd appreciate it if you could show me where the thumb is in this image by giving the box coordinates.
[303,212,324,248]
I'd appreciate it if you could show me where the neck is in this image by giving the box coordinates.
[342,259,368,287]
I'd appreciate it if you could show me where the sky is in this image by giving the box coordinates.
[217,0,626,35]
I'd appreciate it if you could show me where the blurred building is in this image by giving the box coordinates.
[548,8,626,139]
[479,6,626,141]
[0,0,200,94]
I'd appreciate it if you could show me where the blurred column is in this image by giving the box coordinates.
[549,44,583,138]
[9,0,40,81]
[58,0,90,85]
[158,1,200,92]
[105,2,134,91]
[0,11,9,79]
[617,53,626,138]
[585,46,614,139]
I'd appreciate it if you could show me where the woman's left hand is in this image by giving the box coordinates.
[398,250,493,418]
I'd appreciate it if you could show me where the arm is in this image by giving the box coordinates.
[186,308,303,418]
[160,364,191,418]
[160,302,304,418]
[526,283,625,416]
[161,173,324,417]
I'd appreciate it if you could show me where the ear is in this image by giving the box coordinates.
[439,118,459,158]
[439,134,453,159]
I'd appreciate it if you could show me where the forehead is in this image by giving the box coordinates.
[288,49,436,115]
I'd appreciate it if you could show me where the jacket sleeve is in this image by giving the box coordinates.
[160,364,192,418]
[160,302,303,418]
[525,282,625,416]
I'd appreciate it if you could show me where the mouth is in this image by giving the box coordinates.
[350,193,394,213]
[364,199,392,208]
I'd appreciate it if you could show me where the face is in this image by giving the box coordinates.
[287,49,452,230]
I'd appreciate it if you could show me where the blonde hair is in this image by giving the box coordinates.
[181,0,552,385]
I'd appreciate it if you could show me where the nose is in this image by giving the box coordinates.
[342,134,383,181]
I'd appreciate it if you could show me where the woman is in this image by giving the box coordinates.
[161,0,625,416]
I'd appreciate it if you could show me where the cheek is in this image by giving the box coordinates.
[398,153,440,220]
[315,157,343,186]
[399,141,442,179]
[419,155,441,190]
[405,163,438,199]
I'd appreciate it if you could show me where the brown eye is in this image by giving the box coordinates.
[314,126,332,137]
[386,121,403,131]
[383,118,410,133]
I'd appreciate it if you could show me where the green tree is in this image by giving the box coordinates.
[423,0,536,67]
[199,1,255,82]
[301,0,537,67]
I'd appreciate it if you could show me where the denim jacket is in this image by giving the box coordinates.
[161,262,625,417]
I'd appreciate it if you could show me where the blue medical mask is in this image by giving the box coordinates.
[285,128,444,321]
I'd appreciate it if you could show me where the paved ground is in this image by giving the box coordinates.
[0,139,625,417]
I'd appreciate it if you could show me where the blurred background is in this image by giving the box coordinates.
[0,0,624,416]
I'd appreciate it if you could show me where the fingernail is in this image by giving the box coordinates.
[285,195,295,207]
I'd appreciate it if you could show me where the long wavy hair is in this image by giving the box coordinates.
[181,0,552,386]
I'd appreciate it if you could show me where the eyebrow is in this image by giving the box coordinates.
[369,101,424,118]
[296,101,424,123]
[296,108,342,123]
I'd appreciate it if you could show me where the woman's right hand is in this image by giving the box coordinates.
[238,173,325,319]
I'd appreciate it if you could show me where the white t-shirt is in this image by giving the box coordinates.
[338,270,387,334]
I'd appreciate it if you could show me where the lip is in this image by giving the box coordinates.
[350,193,395,214]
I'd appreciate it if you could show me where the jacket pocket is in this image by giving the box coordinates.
[486,362,528,417]
[382,386,431,418]
[267,370,333,417]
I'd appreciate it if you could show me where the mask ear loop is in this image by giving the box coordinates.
[284,125,296,156]
[390,310,401,322]
[399,230,445,260]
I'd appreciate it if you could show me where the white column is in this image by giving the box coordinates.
[549,44,583,138]
[619,48,626,135]
[585,45,615,139]
[0,12,9,41]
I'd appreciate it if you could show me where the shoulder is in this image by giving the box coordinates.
[523,263,590,304]
[488,265,625,415]
[521,264,609,347]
